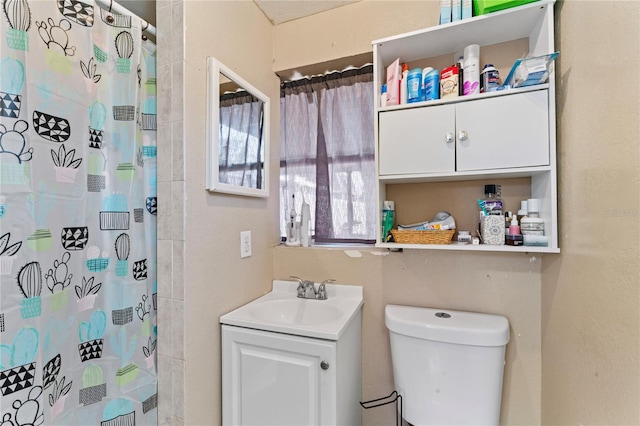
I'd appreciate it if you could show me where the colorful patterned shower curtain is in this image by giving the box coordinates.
[0,0,157,424]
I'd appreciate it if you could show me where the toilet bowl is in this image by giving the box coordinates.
[385,304,510,425]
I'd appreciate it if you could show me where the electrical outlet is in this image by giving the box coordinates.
[240,231,251,258]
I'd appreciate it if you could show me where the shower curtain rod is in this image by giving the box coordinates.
[94,0,157,37]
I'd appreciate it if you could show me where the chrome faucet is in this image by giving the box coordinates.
[290,276,335,300]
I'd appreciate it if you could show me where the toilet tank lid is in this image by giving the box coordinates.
[385,305,510,347]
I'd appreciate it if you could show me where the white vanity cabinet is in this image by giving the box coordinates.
[221,281,363,426]
[379,89,549,176]
[373,0,559,252]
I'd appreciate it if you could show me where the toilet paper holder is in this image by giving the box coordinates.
[360,390,402,426]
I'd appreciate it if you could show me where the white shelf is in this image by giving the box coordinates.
[373,0,554,64]
[379,166,553,183]
[373,0,559,253]
[376,242,560,254]
[377,84,549,113]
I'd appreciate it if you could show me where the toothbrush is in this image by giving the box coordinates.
[289,194,297,241]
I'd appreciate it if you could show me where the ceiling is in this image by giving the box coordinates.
[253,0,360,25]
[116,0,361,29]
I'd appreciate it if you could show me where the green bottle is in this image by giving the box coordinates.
[382,201,395,243]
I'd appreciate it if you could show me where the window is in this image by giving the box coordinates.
[280,65,376,244]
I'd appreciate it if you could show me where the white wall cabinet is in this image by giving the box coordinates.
[379,89,549,176]
[373,0,559,253]
[222,312,362,426]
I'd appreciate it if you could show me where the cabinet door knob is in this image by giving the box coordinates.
[445,132,454,143]
[458,130,468,141]
[320,360,330,370]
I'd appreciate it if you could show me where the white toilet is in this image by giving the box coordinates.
[385,304,510,425]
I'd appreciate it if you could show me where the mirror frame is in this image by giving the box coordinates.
[206,57,270,197]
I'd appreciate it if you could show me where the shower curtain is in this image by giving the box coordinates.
[0,1,157,424]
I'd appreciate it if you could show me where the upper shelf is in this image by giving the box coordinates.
[372,0,555,65]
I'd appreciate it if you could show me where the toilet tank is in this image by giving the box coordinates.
[385,305,510,426]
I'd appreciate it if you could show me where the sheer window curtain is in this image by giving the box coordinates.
[280,65,376,243]
[219,92,265,189]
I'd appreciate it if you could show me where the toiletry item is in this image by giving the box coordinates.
[482,184,503,214]
[285,194,301,246]
[481,214,505,245]
[457,230,471,243]
[452,0,461,21]
[400,63,409,104]
[440,65,459,99]
[523,235,548,247]
[380,84,388,107]
[478,184,503,233]
[521,217,544,235]
[407,68,422,103]
[517,200,528,223]
[521,198,544,236]
[509,217,521,236]
[463,44,480,96]
[505,234,523,246]
[457,61,465,96]
[504,211,513,235]
[421,67,430,101]
[381,201,395,243]
[480,64,500,92]
[461,0,472,19]
[300,198,311,247]
[423,68,440,101]
[397,211,456,231]
[386,59,400,106]
[439,0,452,24]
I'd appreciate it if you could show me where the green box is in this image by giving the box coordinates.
[473,0,539,16]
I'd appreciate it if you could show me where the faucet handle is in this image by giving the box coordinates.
[317,279,335,300]
[290,276,305,297]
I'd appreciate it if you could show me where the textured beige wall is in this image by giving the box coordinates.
[182,2,280,425]
[541,1,640,424]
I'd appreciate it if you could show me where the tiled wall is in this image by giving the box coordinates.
[156,0,185,425]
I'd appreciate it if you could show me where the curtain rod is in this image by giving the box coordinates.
[94,0,156,36]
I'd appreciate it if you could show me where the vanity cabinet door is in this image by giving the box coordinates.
[455,90,550,171]
[379,104,456,176]
[222,325,337,426]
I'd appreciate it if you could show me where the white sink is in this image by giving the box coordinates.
[220,280,363,340]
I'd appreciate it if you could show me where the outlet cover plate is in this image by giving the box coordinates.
[240,231,251,258]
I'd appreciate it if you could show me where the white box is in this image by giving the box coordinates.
[452,0,462,21]
[462,0,472,19]
[440,0,452,24]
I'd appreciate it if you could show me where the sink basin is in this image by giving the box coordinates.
[250,298,344,325]
[220,280,363,340]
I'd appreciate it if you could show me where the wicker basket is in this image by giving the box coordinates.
[391,229,455,245]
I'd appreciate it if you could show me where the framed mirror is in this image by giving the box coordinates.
[206,57,270,197]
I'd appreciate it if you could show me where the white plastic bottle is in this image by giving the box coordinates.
[463,44,480,95]
[300,199,311,247]
[400,64,408,104]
